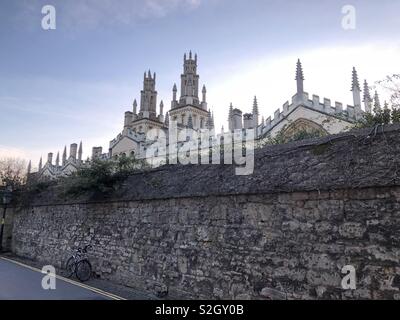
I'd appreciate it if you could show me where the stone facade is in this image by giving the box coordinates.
[11,125,400,299]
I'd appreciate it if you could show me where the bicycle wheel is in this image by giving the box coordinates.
[66,257,76,278]
[76,259,92,282]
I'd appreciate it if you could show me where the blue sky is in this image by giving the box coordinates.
[1,0,400,166]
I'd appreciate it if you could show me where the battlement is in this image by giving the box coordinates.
[259,92,359,136]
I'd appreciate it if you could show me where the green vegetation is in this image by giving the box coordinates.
[259,127,325,147]
[357,105,400,128]
[60,156,149,196]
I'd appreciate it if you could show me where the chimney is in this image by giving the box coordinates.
[70,143,78,160]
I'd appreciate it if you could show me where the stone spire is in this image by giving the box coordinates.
[173,83,177,101]
[252,96,259,115]
[206,110,214,129]
[351,67,361,108]
[202,85,207,103]
[133,99,137,114]
[252,96,259,128]
[374,91,381,111]
[165,112,169,126]
[187,114,193,128]
[295,59,304,94]
[363,80,372,113]
[261,116,265,126]
[38,157,42,171]
[27,160,31,175]
[78,141,83,161]
[62,146,67,166]
[228,103,234,131]
[159,100,164,116]
[55,152,60,167]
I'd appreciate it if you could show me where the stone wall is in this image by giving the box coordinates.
[1,207,14,251]
[10,125,400,299]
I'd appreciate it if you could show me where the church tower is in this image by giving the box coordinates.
[139,70,158,120]
[179,51,200,108]
[169,52,210,130]
[119,69,165,137]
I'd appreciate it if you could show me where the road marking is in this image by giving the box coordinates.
[0,256,126,300]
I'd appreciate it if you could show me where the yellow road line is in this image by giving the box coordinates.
[0,256,126,300]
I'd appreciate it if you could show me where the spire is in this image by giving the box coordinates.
[133,99,137,114]
[206,109,214,129]
[261,116,265,126]
[189,50,192,60]
[351,67,361,108]
[202,85,207,103]
[184,53,187,61]
[253,96,259,115]
[172,83,177,101]
[374,91,381,111]
[159,100,164,116]
[56,152,60,167]
[38,157,42,171]
[27,160,31,175]
[78,141,83,161]
[187,114,193,128]
[228,103,233,120]
[295,59,304,94]
[165,112,169,126]
[363,80,372,113]
[221,125,224,134]
[148,70,151,79]
[62,146,67,166]
[351,67,361,91]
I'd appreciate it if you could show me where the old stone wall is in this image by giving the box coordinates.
[10,125,400,299]
[1,207,14,251]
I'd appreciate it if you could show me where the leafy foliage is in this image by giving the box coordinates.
[357,105,400,128]
[60,156,149,196]
[259,128,325,147]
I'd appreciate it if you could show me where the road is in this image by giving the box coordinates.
[0,257,116,300]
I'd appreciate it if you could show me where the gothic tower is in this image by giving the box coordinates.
[169,52,210,130]
[179,51,201,108]
[139,70,158,120]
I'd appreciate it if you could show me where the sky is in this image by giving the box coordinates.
[1,0,400,168]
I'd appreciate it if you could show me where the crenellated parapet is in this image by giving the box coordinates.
[255,61,369,138]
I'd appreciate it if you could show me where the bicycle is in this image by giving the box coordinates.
[65,245,93,282]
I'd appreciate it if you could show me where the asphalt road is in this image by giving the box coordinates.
[0,257,112,300]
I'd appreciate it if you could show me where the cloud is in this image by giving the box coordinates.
[15,0,203,30]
